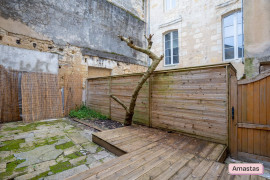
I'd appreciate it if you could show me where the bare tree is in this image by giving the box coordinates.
[110,34,164,126]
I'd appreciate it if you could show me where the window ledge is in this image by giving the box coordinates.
[224,58,243,63]
[164,63,179,67]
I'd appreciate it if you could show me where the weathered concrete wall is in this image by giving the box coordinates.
[0,27,147,103]
[0,0,146,65]
[0,44,58,74]
[148,0,245,79]
[107,0,145,20]
[243,0,270,78]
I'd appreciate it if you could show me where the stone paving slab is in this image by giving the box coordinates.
[0,119,116,180]
[44,165,89,180]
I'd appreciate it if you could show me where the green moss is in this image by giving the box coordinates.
[55,141,74,150]
[65,151,83,159]
[4,155,14,161]
[15,166,27,172]
[0,159,26,179]
[30,171,49,180]
[3,120,63,132]
[50,161,73,174]
[76,159,87,166]
[96,146,103,153]
[0,139,25,151]
[69,105,108,120]
[99,159,104,163]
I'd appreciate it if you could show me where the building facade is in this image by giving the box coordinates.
[147,0,270,79]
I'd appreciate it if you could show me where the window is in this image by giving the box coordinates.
[223,11,244,61]
[165,0,176,11]
[164,31,179,66]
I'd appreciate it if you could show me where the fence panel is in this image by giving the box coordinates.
[86,78,111,117]
[0,65,21,123]
[151,67,228,144]
[111,75,149,125]
[21,72,63,122]
[86,63,235,145]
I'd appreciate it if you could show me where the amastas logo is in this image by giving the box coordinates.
[228,163,264,175]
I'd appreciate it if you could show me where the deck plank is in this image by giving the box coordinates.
[68,126,266,180]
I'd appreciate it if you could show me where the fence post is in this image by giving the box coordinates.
[109,76,112,119]
[148,75,153,127]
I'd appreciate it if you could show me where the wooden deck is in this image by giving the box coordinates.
[69,126,266,180]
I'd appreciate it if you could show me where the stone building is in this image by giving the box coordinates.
[146,0,270,79]
[0,0,147,103]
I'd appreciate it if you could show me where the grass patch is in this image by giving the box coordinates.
[65,151,83,159]
[3,120,63,132]
[0,159,26,179]
[30,171,49,180]
[55,141,74,150]
[0,139,25,151]
[69,105,107,120]
[49,161,73,174]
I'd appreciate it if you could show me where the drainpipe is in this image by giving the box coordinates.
[241,0,244,64]
[147,0,151,66]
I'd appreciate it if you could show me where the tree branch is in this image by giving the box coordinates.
[110,95,129,114]
[118,35,162,61]
[144,34,154,50]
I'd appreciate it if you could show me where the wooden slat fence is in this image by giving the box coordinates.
[86,63,236,145]
[233,70,270,163]
[0,65,20,123]
[21,72,63,122]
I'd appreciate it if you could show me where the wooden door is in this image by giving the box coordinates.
[236,71,270,163]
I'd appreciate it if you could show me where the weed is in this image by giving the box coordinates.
[69,105,107,120]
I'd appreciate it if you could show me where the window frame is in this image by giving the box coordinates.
[165,0,176,12]
[222,11,244,61]
[164,30,179,66]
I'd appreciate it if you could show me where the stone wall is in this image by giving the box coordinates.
[148,0,244,79]
[107,0,145,20]
[243,0,270,78]
[0,0,148,105]
[0,0,146,65]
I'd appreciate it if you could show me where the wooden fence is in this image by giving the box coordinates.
[0,66,82,123]
[86,63,236,145]
[230,70,270,163]
[0,65,21,122]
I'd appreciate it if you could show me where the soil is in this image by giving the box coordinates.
[69,118,124,131]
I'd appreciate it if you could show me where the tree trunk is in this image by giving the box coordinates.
[111,34,163,126]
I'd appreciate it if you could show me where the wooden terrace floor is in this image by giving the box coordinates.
[68,126,266,180]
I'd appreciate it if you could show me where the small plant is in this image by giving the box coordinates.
[69,105,107,120]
